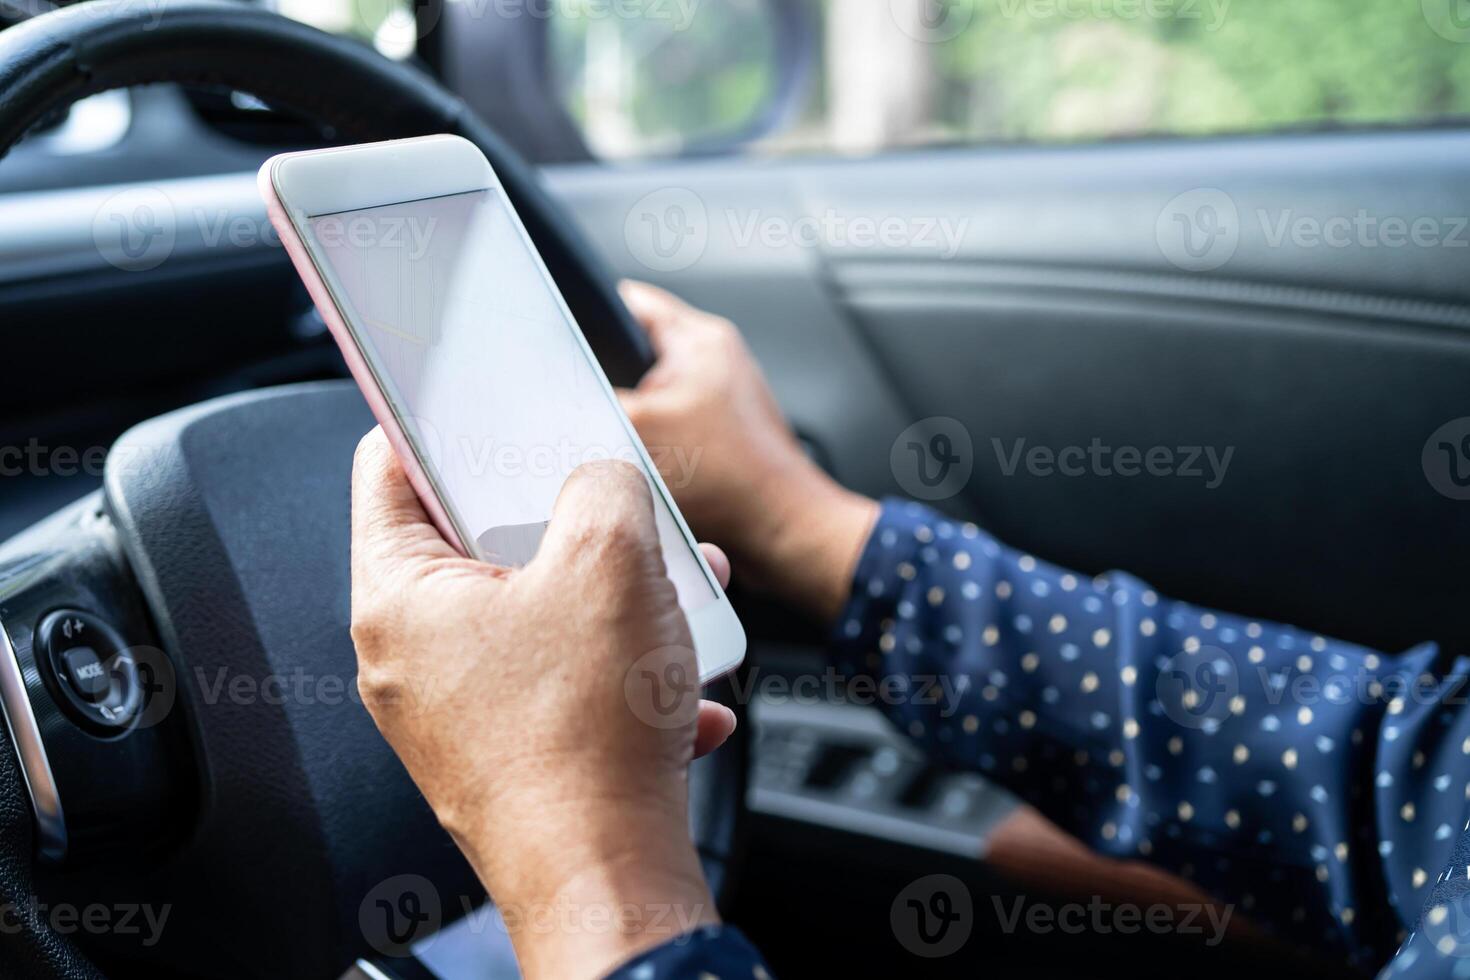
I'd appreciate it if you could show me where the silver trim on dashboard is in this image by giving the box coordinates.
[0,171,267,285]
[0,616,66,861]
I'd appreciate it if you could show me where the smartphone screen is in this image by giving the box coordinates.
[305,187,718,612]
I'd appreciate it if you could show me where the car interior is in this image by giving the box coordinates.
[0,0,1466,977]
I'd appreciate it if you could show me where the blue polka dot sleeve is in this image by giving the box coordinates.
[831,499,1470,972]
[602,925,772,980]
[1382,823,1470,978]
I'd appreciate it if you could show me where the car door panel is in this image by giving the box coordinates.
[547,130,1470,653]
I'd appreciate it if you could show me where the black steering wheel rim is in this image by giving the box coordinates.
[0,4,744,978]
[0,0,654,385]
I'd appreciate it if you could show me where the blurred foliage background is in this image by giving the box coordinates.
[549,0,779,157]
[275,0,1470,158]
[547,0,1470,158]
[936,0,1470,142]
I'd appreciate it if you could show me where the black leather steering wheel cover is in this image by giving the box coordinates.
[0,743,101,980]
[0,0,654,387]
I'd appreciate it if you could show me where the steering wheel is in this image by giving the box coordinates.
[0,3,745,977]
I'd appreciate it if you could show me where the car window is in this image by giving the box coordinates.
[268,0,420,60]
[546,0,1470,160]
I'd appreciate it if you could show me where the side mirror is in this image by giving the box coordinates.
[544,0,816,159]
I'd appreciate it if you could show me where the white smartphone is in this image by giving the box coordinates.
[260,135,745,683]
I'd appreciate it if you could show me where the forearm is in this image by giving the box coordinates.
[825,498,1458,967]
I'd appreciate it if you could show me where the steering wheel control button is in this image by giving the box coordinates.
[60,647,109,702]
[36,610,144,733]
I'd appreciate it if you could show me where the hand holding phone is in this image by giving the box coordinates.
[260,135,745,682]
[348,429,727,979]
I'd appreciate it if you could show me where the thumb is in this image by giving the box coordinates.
[693,700,737,759]
[532,459,664,575]
[350,427,459,582]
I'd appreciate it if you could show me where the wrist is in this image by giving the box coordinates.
[463,805,715,980]
[507,850,716,980]
[741,459,880,624]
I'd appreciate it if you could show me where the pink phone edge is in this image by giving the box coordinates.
[257,157,472,558]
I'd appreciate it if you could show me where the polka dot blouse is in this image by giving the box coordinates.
[605,500,1470,979]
